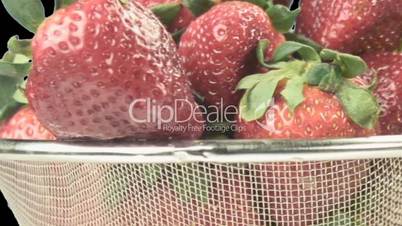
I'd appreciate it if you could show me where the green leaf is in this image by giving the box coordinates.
[0,60,31,79]
[0,76,23,121]
[0,100,22,122]
[237,74,264,90]
[172,28,185,43]
[7,36,32,57]
[281,77,304,112]
[2,52,16,62]
[305,63,332,86]
[244,0,268,9]
[238,60,310,121]
[240,73,284,121]
[318,65,343,93]
[272,41,321,62]
[320,49,368,78]
[54,0,76,10]
[398,38,402,52]
[13,80,28,104]
[192,89,205,103]
[256,39,271,67]
[266,5,300,33]
[0,52,28,122]
[143,164,163,186]
[315,212,364,226]
[173,165,210,204]
[13,88,28,104]
[182,0,215,16]
[284,33,323,52]
[151,3,181,27]
[2,52,30,64]
[1,0,45,33]
[336,82,379,129]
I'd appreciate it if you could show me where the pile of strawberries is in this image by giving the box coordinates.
[1,0,401,141]
[0,0,401,225]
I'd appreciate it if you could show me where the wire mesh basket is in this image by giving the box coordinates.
[1,136,402,225]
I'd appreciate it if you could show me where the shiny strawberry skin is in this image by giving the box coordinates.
[0,107,55,140]
[297,0,402,54]
[136,0,195,32]
[27,0,203,140]
[178,1,285,109]
[359,52,402,135]
[236,86,375,139]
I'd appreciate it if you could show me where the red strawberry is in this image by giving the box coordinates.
[357,52,402,135]
[26,0,204,140]
[236,86,371,225]
[136,0,195,32]
[297,0,402,54]
[235,44,379,225]
[237,86,375,139]
[0,107,55,140]
[178,1,285,109]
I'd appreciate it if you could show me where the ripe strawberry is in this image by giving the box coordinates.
[235,43,379,225]
[0,107,55,140]
[178,1,285,109]
[26,0,204,140]
[357,52,402,135]
[136,0,195,32]
[237,86,375,139]
[236,86,371,225]
[297,0,402,54]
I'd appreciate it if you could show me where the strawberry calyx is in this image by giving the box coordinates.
[150,2,182,27]
[1,0,41,123]
[238,41,380,129]
[399,39,402,52]
[243,0,300,33]
[182,0,216,17]
[2,0,45,33]
[54,0,76,10]
[283,33,323,52]
[265,1,300,33]
[0,38,31,122]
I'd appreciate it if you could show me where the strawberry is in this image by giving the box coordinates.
[235,42,379,225]
[0,107,55,140]
[236,86,375,139]
[26,0,204,140]
[297,0,402,54]
[178,1,285,109]
[115,166,262,226]
[256,161,368,226]
[357,52,402,135]
[136,0,195,32]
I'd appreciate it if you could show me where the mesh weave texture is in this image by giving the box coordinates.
[0,159,401,225]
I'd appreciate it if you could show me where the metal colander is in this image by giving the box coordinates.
[0,136,402,225]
